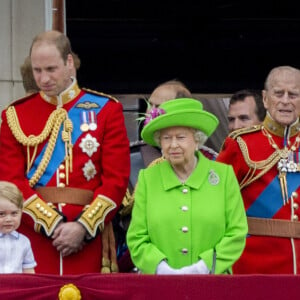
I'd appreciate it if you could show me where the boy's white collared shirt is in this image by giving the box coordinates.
[0,231,36,273]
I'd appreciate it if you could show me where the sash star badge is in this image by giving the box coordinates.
[82,159,97,181]
[79,133,100,157]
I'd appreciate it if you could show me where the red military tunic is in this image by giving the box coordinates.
[217,114,300,274]
[0,80,130,274]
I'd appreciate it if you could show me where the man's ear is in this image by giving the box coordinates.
[262,90,268,109]
[66,53,74,69]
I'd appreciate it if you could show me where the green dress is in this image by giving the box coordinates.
[126,151,248,274]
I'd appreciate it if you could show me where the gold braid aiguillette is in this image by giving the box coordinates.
[6,106,73,187]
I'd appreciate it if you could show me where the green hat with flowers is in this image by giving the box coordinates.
[141,98,219,146]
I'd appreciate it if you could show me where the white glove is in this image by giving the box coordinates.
[179,260,210,274]
[156,260,181,275]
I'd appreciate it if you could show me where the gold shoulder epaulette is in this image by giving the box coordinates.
[82,88,119,102]
[4,93,38,110]
[229,124,262,140]
[148,156,165,167]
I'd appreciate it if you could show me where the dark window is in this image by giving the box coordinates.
[66,1,300,94]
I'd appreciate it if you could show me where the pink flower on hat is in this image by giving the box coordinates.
[144,107,166,126]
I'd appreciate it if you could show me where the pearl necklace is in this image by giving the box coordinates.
[175,156,198,184]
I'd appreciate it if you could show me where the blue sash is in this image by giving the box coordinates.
[26,94,109,186]
[246,172,300,218]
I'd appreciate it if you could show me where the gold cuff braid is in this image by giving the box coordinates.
[23,195,63,236]
[77,195,116,237]
[118,188,134,216]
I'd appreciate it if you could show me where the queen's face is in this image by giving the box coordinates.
[160,126,198,168]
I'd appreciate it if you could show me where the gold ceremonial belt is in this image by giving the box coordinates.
[35,187,93,206]
[247,217,300,239]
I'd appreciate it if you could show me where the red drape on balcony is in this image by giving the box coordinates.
[0,274,299,300]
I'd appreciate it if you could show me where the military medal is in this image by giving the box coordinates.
[262,124,300,205]
[79,133,100,157]
[80,123,89,132]
[286,150,298,172]
[82,159,97,181]
[277,149,289,173]
[80,111,89,132]
[277,148,294,205]
[89,111,97,131]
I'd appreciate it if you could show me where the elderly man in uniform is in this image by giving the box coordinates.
[217,66,300,274]
[0,30,130,275]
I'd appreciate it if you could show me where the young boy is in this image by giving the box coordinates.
[0,181,37,273]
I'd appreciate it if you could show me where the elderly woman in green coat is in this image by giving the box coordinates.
[126,98,248,275]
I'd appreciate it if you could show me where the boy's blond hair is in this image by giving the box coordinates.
[0,181,23,209]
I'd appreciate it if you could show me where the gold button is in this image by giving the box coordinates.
[59,173,66,179]
[292,192,299,199]
[58,182,65,188]
[293,203,299,210]
[293,215,299,221]
[59,164,65,170]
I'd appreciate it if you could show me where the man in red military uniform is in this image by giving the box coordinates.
[0,30,130,275]
[217,65,300,274]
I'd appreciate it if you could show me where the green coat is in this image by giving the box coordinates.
[126,151,247,274]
